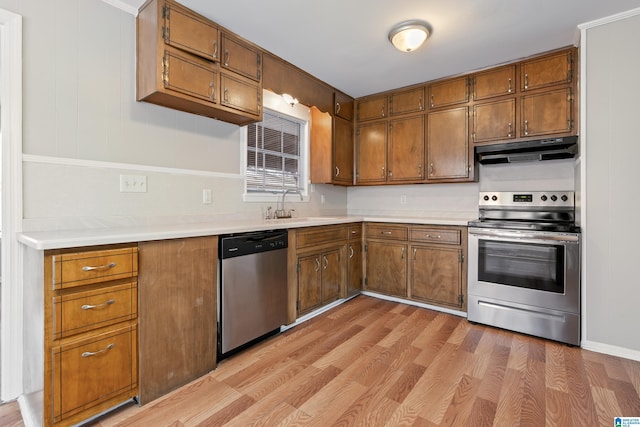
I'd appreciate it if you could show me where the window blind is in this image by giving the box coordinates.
[246,110,302,193]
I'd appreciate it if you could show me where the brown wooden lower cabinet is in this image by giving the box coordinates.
[44,245,139,427]
[137,236,217,405]
[364,223,467,311]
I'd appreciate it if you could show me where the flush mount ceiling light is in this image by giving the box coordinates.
[388,20,430,52]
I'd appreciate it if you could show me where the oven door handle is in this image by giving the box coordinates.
[469,228,580,243]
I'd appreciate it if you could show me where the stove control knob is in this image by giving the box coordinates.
[551,195,558,202]
[491,195,498,201]
[561,195,568,202]
[541,195,548,201]
[483,195,490,201]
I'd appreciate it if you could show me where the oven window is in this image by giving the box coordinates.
[478,240,565,293]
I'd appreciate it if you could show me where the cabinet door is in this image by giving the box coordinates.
[347,243,363,296]
[357,95,387,121]
[220,72,261,116]
[163,48,218,103]
[333,117,354,184]
[521,49,573,91]
[521,88,573,138]
[472,98,516,144]
[428,76,469,109]
[163,0,219,61]
[298,254,322,315]
[427,107,469,180]
[365,241,407,297]
[220,32,262,82]
[356,121,387,184]
[321,250,341,304]
[473,65,515,100]
[388,115,425,181]
[411,246,463,309]
[335,91,354,120]
[389,87,425,116]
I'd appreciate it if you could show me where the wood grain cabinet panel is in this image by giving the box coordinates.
[521,49,573,91]
[427,107,470,180]
[220,72,261,116]
[335,91,354,120]
[428,76,469,109]
[521,88,574,138]
[365,241,408,297]
[389,86,425,116]
[357,95,388,121]
[473,65,516,100]
[297,254,323,314]
[347,242,363,297]
[220,32,262,82]
[410,245,463,309]
[333,117,354,184]
[161,0,219,61]
[162,48,218,103]
[356,121,387,184]
[472,98,516,144]
[388,115,425,182]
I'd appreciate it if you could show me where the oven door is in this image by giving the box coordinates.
[468,227,580,314]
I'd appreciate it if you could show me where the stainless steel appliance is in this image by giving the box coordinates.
[467,191,581,345]
[219,229,288,357]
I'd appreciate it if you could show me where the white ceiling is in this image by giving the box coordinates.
[119,0,640,98]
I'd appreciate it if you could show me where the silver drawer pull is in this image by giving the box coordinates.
[81,299,115,310]
[426,234,441,239]
[82,262,116,272]
[382,231,392,235]
[81,343,114,358]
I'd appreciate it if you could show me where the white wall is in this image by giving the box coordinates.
[581,9,640,359]
[3,0,346,232]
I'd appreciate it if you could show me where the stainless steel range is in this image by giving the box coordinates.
[467,191,581,345]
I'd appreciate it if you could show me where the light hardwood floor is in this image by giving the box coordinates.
[5,295,640,426]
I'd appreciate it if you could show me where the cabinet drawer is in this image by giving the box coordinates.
[411,227,461,245]
[53,282,137,340]
[52,325,137,421]
[366,224,408,240]
[348,224,362,240]
[296,225,348,248]
[52,247,138,289]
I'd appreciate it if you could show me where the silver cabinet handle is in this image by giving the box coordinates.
[381,231,392,235]
[524,73,529,90]
[209,82,215,101]
[81,343,114,358]
[418,164,423,177]
[430,94,434,108]
[508,122,513,138]
[508,77,512,93]
[349,246,354,258]
[81,299,115,310]
[315,257,320,272]
[224,49,229,67]
[419,98,423,111]
[401,247,405,259]
[82,262,116,272]
[381,166,385,178]
[224,88,229,102]
[336,102,341,115]
[524,120,529,136]
[212,39,218,59]
[425,234,441,239]
[335,166,340,177]
[413,248,417,260]
[322,255,328,269]
[429,163,434,175]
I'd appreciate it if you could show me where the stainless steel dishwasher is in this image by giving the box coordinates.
[219,229,288,358]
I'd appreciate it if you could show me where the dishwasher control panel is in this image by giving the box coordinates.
[219,229,288,259]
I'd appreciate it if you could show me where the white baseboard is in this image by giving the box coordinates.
[18,392,42,427]
[581,340,640,362]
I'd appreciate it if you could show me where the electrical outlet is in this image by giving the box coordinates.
[119,174,147,193]
[400,195,407,205]
[202,189,212,204]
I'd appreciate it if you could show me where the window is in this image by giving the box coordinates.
[246,110,304,193]
[243,92,310,201]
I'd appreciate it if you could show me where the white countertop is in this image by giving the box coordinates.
[17,215,474,250]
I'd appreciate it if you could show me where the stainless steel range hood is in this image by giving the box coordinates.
[476,136,578,164]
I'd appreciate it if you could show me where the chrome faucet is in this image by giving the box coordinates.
[275,189,303,219]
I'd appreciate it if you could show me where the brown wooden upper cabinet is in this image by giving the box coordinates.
[357,95,388,121]
[160,0,219,62]
[389,86,425,116]
[473,65,516,100]
[220,32,261,82]
[333,117,354,184]
[335,91,354,121]
[520,49,573,91]
[137,0,262,126]
[521,88,574,138]
[472,98,516,143]
[388,115,425,182]
[427,107,470,181]
[428,76,469,109]
[356,121,387,184]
